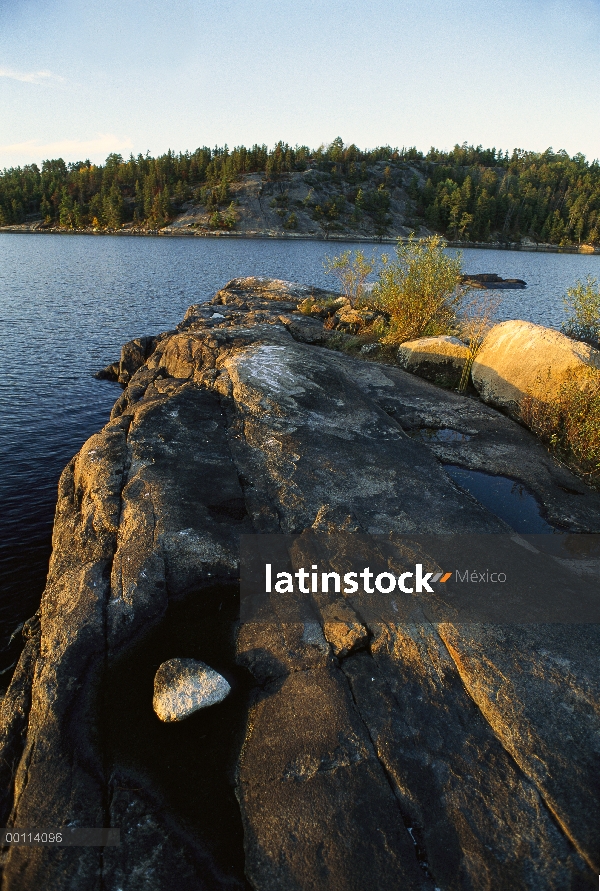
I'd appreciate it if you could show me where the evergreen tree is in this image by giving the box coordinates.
[102,182,123,228]
[58,188,74,227]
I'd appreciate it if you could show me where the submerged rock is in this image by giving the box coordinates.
[153,658,231,721]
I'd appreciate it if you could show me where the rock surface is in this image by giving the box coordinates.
[159,167,430,241]
[461,273,527,289]
[96,334,164,384]
[397,335,468,386]
[1,277,599,890]
[472,319,600,418]
[153,658,231,721]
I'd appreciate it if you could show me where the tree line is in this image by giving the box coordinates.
[1,138,599,245]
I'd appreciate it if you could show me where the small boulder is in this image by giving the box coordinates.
[360,343,380,356]
[297,295,347,318]
[397,336,468,386]
[333,306,364,331]
[153,658,231,722]
[471,320,600,418]
[282,315,330,345]
[320,602,369,657]
[331,295,350,309]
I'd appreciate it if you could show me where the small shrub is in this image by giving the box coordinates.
[457,291,502,392]
[323,249,376,306]
[208,201,236,230]
[522,367,600,486]
[223,201,237,229]
[562,275,600,347]
[298,296,316,315]
[371,234,467,345]
[326,332,367,355]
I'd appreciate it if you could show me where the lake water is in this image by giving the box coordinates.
[1,233,599,676]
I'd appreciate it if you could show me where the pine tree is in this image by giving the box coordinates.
[58,188,74,227]
[102,183,123,228]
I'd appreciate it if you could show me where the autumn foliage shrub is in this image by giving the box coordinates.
[522,368,600,486]
[370,235,467,345]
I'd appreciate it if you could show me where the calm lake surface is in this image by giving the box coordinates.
[1,233,599,675]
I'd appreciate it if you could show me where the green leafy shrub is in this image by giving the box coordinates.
[371,235,466,344]
[562,275,600,347]
[323,249,376,306]
[208,201,236,230]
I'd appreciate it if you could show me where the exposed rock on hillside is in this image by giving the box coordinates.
[162,168,431,240]
[1,278,599,890]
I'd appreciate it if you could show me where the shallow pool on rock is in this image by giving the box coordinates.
[443,465,562,534]
[100,583,254,889]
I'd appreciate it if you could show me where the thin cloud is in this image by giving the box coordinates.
[0,67,65,85]
[0,135,134,167]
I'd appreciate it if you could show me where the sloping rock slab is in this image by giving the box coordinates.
[1,278,599,890]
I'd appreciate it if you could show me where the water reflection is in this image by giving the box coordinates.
[443,464,562,534]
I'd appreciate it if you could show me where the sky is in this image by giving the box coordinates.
[0,0,599,169]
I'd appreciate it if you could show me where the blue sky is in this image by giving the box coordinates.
[0,0,599,168]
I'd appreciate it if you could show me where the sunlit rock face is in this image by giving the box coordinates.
[472,318,600,418]
[397,334,469,386]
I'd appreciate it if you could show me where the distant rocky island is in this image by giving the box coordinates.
[1,141,599,252]
[1,278,599,890]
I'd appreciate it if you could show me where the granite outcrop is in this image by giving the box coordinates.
[1,278,599,891]
[472,319,600,419]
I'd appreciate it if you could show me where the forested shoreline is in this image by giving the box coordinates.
[2,139,600,246]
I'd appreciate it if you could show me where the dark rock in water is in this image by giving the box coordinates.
[96,334,164,384]
[1,276,599,890]
[462,273,527,289]
[94,360,120,381]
